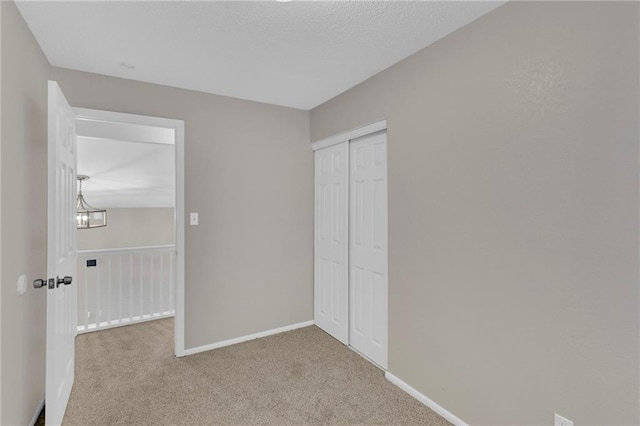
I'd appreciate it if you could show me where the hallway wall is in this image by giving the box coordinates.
[0,2,50,424]
[78,208,175,250]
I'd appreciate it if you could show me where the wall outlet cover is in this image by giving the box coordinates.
[190,212,199,226]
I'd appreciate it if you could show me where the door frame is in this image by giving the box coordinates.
[311,119,387,152]
[72,107,186,357]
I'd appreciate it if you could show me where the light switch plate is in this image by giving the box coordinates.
[555,414,573,426]
[17,275,27,296]
[190,212,199,226]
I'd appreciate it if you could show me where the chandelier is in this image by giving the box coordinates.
[76,175,107,229]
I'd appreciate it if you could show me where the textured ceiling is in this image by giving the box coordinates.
[17,1,505,110]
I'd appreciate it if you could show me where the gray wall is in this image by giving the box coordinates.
[311,2,639,425]
[50,67,314,350]
[78,208,175,251]
[1,2,49,424]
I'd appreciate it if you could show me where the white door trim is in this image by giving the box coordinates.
[72,107,186,357]
[311,119,387,152]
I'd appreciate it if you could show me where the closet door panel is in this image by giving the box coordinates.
[349,133,388,368]
[314,142,349,344]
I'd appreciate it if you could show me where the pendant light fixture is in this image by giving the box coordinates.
[76,175,107,229]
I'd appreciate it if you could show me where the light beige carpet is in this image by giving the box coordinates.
[63,319,449,425]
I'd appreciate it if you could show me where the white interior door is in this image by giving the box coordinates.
[314,142,349,344]
[46,81,78,426]
[349,132,388,368]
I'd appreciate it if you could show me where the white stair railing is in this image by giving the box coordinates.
[77,245,175,333]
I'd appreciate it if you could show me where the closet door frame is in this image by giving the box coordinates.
[311,120,387,152]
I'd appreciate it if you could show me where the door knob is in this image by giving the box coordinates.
[33,276,72,289]
[56,276,72,288]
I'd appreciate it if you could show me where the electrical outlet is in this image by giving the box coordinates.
[555,414,573,426]
[190,212,199,226]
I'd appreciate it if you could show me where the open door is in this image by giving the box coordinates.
[46,81,78,425]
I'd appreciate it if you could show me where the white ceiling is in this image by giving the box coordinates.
[16,1,505,110]
[77,120,175,209]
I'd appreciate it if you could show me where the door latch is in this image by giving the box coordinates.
[33,276,72,289]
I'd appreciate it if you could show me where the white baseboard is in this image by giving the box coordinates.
[29,396,45,426]
[181,320,315,357]
[385,372,468,426]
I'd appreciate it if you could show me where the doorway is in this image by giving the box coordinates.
[45,82,186,425]
[72,107,186,356]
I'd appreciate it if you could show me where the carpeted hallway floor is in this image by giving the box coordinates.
[63,319,449,425]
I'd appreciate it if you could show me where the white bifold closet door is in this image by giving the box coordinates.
[314,141,349,344]
[349,132,388,369]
